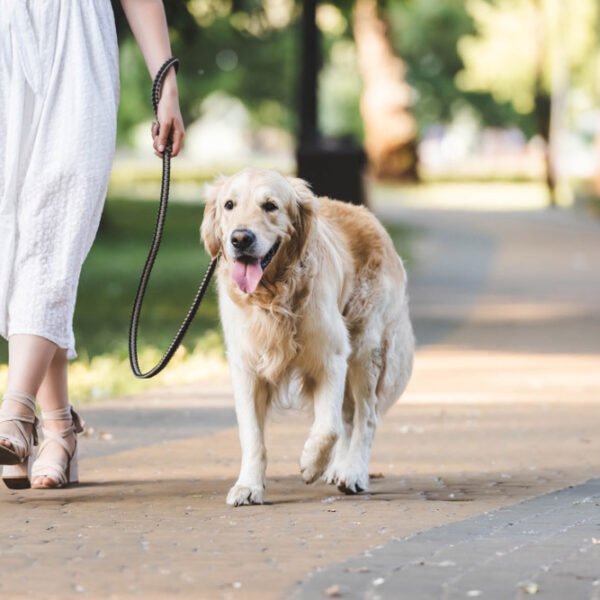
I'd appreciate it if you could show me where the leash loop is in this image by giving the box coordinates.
[128,57,219,379]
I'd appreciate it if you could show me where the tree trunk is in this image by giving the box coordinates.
[547,0,571,206]
[353,0,418,180]
[533,0,564,208]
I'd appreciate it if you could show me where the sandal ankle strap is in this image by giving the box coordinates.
[41,406,84,435]
[1,391,36,414]
[0,392,39,446]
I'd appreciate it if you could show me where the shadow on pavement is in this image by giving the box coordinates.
[13,471,548,508]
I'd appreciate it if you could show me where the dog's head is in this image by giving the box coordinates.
[201,168,317,294]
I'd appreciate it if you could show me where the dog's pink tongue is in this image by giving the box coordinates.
[232,260,263,294]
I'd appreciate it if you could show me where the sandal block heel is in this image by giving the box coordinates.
[68,446,79,485]
[2,460,31,490]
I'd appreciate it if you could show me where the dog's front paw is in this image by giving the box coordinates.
[300,432,338,484]
[324,457,369,494]
[226,483,265,506]
[335,464,369,495]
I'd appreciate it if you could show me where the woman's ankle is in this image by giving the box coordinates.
[1,391,36,418]
[42,418,72,433]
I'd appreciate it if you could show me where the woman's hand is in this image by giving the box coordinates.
[152,85,185,158]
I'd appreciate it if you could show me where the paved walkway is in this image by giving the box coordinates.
[1,188,600,599]
[293,478,600,599]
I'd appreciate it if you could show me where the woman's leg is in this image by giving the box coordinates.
[31,346,71,488]
[0,334,57,453]
[36,347,69,412]
[6,334,58,395]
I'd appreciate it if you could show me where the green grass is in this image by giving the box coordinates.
[0,197,414,400]
[75,198,221,361]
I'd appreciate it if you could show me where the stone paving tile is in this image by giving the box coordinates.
[292,479,600,599]
[79,404,235,459]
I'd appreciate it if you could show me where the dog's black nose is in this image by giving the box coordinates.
[231,228,256,251]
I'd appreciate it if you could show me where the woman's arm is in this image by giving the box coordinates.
[120,0,185,157]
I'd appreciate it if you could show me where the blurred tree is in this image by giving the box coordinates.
[353,0,418,179]
[386,0,533,135]
[456,0,598,204]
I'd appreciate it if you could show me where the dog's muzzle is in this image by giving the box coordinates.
[261,239,281,270]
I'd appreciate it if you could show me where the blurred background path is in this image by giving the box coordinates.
[2,188,599,599]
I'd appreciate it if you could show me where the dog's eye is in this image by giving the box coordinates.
[262,201,278,213]
[224,200,234,211]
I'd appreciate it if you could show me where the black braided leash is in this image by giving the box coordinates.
[128,57,219,379]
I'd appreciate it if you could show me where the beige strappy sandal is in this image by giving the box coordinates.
[0,392,39,489]
[31,406,84,489]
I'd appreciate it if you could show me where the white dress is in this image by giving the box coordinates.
[0,0,119,359]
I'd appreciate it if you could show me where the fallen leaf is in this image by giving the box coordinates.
[325,584,342,597]
[519,582,539,595]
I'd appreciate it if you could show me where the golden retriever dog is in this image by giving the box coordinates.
[201,168,414,506]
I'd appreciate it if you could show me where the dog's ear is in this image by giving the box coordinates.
[286,176,317,258]
[287,177,314,204]
[200,175,227,257]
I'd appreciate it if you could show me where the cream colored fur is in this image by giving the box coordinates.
[201,168,414,506]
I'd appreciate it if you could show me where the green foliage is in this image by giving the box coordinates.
[318,4,363,141]
[450,0,600,156]
[458,0,598,115]
[115,38,155,145]
[319,39,364,141]
[112,0,301,143]
[385,0,535,134]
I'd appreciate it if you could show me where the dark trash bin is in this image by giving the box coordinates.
[296,136,366,206]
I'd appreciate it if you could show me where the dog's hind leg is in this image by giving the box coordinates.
[227,366,270,506]
[333,349,381,494]
[323,384,354,485]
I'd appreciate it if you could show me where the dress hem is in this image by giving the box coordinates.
[1,327,77,360]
